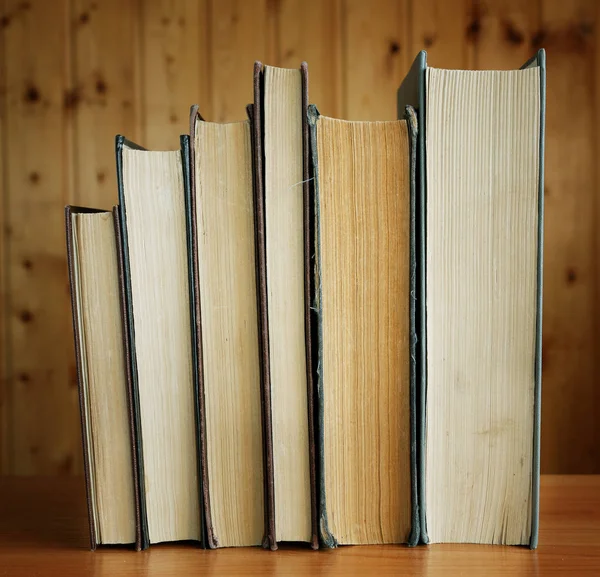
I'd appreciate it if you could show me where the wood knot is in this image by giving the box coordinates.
[20,310,33,323]
[466,18,481,43]
[95,78,107,95]
[59,454,74,474]
[531,29,547,49]
[24,83,40,104]
[503,20,524,45]
[64,88,80,110]
[389,41,401,55]
[423,35,436,48]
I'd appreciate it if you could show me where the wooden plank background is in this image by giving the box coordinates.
[0,0,597,475]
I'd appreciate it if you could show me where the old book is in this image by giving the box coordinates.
[188,107,264,548]
[252,62,317,549]
[116,135,204,548]
[397,50,545,547]
[65,206,137,549]
[308,105,419,547]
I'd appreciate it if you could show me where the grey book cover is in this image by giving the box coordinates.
[396,50,545,549]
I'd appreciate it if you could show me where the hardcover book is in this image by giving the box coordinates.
[188,106,265,548]
[65,206,138,549]
[308,105,419,547]
[397,50,546,548]
[116,135,205,549]
[251,61,318,549]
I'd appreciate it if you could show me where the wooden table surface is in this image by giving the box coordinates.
[0,475,598,576]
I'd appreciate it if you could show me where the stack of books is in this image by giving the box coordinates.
[66,50,546,551]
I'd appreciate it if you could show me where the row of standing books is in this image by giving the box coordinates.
[66,50,546,550]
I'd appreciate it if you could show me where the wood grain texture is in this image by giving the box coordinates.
[344,0,410,120]
[72,0,141,210]
[3,0,79,475]
[142,0,209,147]
[0,476,598,575]
[409,0,473,69]
[538,0,598,473]
[0,0,7,474]
[209,0,271,122]
[474,0,541,70]
[278,0,343,118]
[0,0,597,474]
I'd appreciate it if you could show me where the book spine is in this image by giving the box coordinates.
[181,129,209,549]
[527,48,546,552]
[115,136,150,551]
[250,61,277,551]
[307,105,337,549]
[65,206,98,551]
[301,62,319,551]
[112,206,146,552]
[404,106,421,548]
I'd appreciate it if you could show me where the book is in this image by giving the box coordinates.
[188,107,265,548]
[397,50,545,547]
[308,105,419,547]
[116,135,204,548]
[65,49,546,552]
[252,62,318,549]
[65,206,137,549]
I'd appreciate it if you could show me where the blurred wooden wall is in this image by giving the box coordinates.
[0,0,598,475]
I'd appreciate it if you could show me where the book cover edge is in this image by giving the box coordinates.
[65,205,100,551]
[115,135,150,551]
[180,131,209,549]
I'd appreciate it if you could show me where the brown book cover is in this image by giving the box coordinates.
[65,205,142,551]
[187,108,216,549]
[251,61,318,550]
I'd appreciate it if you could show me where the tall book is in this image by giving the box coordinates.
[397,50,545,547]
[252,62,318,549]
[66,206,138,549]
[308,105,419,547]
[188,107,265,548]
[116,135,204,548]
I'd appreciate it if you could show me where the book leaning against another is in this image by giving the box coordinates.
[66,206,137,549]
